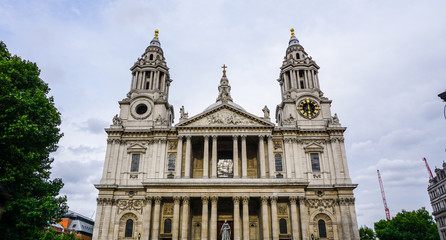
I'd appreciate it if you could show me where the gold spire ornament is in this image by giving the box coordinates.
[290,28,295,37]
[222,64,227,77]
[154,29,159,38]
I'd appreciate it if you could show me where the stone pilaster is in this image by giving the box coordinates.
[212,136,218,178]
[203,136,209,178]
[142,197,153,239]
[259,135,266,178]
[210,196,218,240]
[270,196,279,240]
[181,196,190,240]
[242,196,249,240]
[299,197,309,240]
[172,196,181,240]
[201,196,209,240]
[233,135,239,178]
[151,196,162,240]
[233,196,241,240]
[289,196,300,240]
[261,196,271,240]
[241,135,247,178]
[184,136,191,178]
[176,136,183,178]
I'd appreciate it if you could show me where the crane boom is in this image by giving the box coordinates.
[377,169,391,220]
[423,157,434,180]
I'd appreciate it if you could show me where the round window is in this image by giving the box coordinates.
[136,104,148,115]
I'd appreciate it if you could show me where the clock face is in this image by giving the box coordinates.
[297,98,320,119]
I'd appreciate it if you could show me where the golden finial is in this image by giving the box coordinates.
[222,64,227,77]
[290,28,295,37]
[154,29,159,38]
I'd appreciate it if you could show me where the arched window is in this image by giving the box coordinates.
[168,154,176,171]
[164,218,172,233]
[130,154,140,172]
[149,54,153,60]
[125,219,133,237]
[275,154,283,171]
[318,219,327,238]
[296,53,300,59]
[279,218,287,234]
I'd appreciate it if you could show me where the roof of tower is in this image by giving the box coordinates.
[288,28,300,46]
[149,29,161,47]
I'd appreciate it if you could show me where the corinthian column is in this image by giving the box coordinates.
[184,136,192,178]
[201,196,209,240]
[267,136,275,178]
[142,197,153,239]
[151,196,162,240]
[172,196,181,240]
[210,196,218,240]
[176,136,183,178]
[212,136,218,178]
[261,196,270,240]
[233,135,239,178]
[259,135,266,178]
[299,197,309,240]
[233,196,241,240]
[270,196,279,240]
[242,196,249,240]
[289,196,300,240]
[203,136,209,178]
[241,135,247,178]
[181,196,190,240]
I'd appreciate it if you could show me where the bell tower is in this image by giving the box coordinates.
[115,30,174,129]
[276,28,335,128]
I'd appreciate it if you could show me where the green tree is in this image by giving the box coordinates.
[0,42,67,239]
[374,207,439,240]
[41,228,78,240]
[359,225,375,240]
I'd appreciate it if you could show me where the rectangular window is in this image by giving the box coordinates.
[130,154,140,172]
[310,153,321,172]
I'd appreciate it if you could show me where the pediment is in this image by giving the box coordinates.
[127,144,147,153]
[303,143,324,153]
[176,103,274,128]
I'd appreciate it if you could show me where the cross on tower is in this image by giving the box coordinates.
[222,64,227,77]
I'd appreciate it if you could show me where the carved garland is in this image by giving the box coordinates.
[117,199,144,214]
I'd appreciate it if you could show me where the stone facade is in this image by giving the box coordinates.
[428,163,446,240]
[92,29,359,240]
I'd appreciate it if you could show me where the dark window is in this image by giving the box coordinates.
[164,218,172,233]
[300,80,304,89]
[296,53,300,59]
[146,81,150,89]
[168,154,175,171]
[136,104,148,115]
[125,219,133,237]
[149,54,153,60]
[310,153,320,172]
[131,154,140,172]
[279,218,287,234]
[318,219,327,238]
[275,154,283,171]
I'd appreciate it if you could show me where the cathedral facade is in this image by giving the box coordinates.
[92,29,359,240]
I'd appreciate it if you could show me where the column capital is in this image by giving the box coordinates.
[270,195,278,203]
[212,135,218,140]
[241,135,247,139]
[298,196,306,203]
[173,196,181,204]
[242,196,249,205]
[178,135,184,140]
[211,195,218,203]
[261,196,269,204]
[145,196,153,204]
[232,135,238,140]
[185,135,192,140]
[154,196,162,204]
[233,196,240,204]
[182,196,190,204]
[267,135,273,140]
[259,135,265,139]
[201,195,209,204]
[203,135,210,140]
[289,196,298,204]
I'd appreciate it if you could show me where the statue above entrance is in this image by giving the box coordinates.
[220,220,231,240]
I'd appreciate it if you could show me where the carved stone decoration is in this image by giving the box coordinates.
[168,141,177,150]
[129,174,138,179]
[117,199,144,214]
[338,197,355,206]
[155,114,168,125]
[97,198,115,206]
[233,196,240,204]
[163,203,174,215]
[306,199,335,209]
[277,203,288,215]
[282,114,296,125]
[273,140,282,150]
[217,159,233,178]
[207,111,254,125]
[261,196,269,205]
[179,105,189,121]
[242,196,249,205]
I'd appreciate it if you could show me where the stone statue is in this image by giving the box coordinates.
[262,105,270,119]
[180,105,188,120]
[333,113,339,124]
[220,220,231,240]
[112,114,122,125]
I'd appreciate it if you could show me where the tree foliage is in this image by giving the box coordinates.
[0,41,67,239]
[374,207,439,240]
[40,228,78,240]
[359,225,375,240]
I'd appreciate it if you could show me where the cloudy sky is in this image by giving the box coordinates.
[1,0,446,229]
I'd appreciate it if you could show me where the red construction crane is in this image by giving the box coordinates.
[422,157,434,180]
[377,169,391,220]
